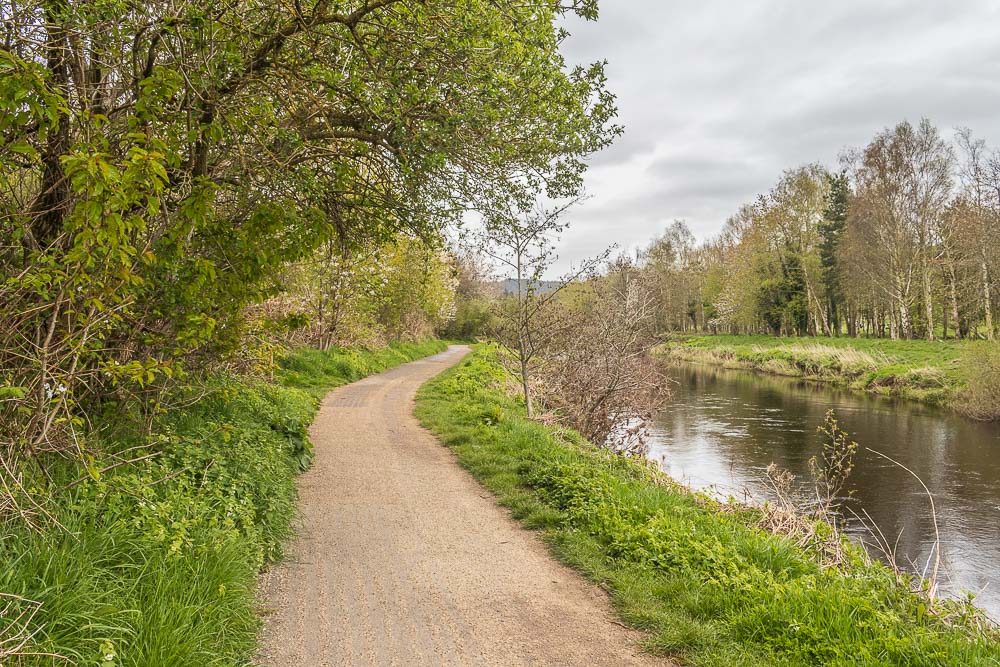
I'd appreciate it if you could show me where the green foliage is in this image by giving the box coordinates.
[756,249,809,336]
[415,348,999,666]
[0,341,445,665]
[275,235,458,347]
[819,172,849,326]
[443,296,495,340]
[0,0,618,514]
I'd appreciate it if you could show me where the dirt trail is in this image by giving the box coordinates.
[256,345,667,666]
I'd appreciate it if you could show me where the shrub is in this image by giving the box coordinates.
[959,345,1000,421]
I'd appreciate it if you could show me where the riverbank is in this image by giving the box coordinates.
[415,346,1000,666]
[656,335,990,409]
[0,340,446,665]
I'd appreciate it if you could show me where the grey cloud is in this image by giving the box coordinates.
[546,0,1000,274]
[583,130,654,168]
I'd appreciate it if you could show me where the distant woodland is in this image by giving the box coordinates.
[637,120,999,341]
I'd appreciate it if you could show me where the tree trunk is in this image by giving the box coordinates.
[922,263,935,341]
[519,342,533,418]
[29,1,73,246]
[948,263,961,340]
[983,257,995,341]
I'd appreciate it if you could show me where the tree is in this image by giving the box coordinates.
[695,167,829,336]
[844,120,953,340]
[442,250,498,340]
[955,129,999,340]
[0,0,621,517]
[820,172,849,334]
[479,201,607,417]
[643,220,701,333]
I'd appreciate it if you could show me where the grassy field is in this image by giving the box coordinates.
[415,347,999,666]
[658,334,993,407]
[0,340,446,666]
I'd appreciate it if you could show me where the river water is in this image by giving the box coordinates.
[647,363,1000,619]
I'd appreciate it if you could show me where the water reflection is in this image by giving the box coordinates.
[648,363,1000,618]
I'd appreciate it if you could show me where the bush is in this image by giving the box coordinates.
[959,345,1000,421]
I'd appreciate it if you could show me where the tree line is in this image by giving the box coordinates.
[639,119,999,341]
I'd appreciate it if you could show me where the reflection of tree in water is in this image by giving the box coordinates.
[651,362,1000,617]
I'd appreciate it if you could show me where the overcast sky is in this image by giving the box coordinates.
[549,1,1000,273]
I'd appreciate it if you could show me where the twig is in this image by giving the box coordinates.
[866,447,941,601]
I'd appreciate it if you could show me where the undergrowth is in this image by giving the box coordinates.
[0,340,446,666]
[278,339,449,399]
[415,346,1000,666]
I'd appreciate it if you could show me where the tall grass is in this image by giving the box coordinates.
[959,344,1000,420]
[0,340,446,666]
[415,347,1000,666]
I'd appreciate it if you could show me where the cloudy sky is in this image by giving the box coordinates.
[550,1,1000,273]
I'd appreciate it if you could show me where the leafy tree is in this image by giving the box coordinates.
[0,0,620,516]
[442,250,498,340]
[820,172,849,334]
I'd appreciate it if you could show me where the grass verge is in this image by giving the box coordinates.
[0,339,447,666]
[277,339,449,399]
[415,346,1000,666]
[657,335,993,408]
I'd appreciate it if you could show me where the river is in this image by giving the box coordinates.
[647,362,1000,619]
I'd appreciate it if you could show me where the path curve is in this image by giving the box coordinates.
[256,345,666,666]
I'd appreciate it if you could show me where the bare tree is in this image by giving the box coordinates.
[477,200,607,417]
[956,128,999,340]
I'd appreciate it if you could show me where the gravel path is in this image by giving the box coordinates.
[256,345,667,666]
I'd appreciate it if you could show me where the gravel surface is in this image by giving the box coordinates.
[256,345,668,666]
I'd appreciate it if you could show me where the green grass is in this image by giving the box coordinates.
[0,340,446,666]
[660,335,993,407]
[415,346,1000,666]
[277,339,448,398]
